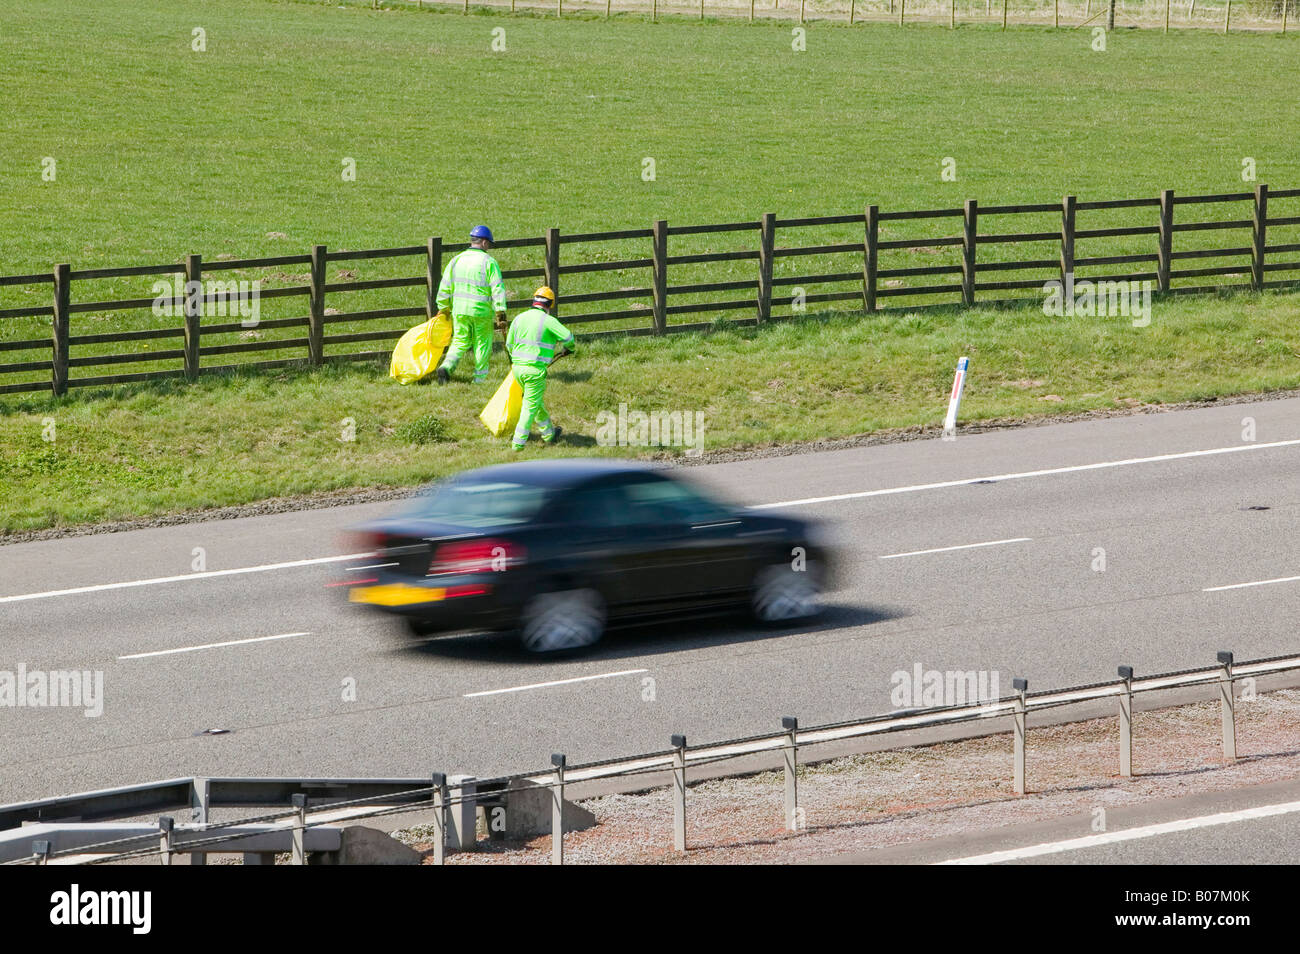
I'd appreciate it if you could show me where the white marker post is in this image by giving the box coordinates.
[942,356,969,441]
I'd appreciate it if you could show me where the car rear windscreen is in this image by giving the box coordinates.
[403,480,549,528]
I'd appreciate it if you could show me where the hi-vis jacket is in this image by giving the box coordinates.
[435,248,507,319]
[507,308,575,370]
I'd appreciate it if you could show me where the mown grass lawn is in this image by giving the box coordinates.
[2,0,1298,272]
[3,291,1297,533]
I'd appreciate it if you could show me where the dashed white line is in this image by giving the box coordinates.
[118,632,312,660]
[1203,574,1300,592]
[750,438,1300,510]
[0,554,370,605]
[879,537,1032,560]
[938,799,1300,864]
[464,669,649,698]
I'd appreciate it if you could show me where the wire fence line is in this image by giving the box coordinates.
[371,0,1299,32]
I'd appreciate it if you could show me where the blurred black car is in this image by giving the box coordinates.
[343,459,830,652]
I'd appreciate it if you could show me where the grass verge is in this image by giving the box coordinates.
[3,289,1298,534]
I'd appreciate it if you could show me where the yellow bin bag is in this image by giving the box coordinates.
[389,314,452,385]
[479,372,524,437]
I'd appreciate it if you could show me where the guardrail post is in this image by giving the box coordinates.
[1060,195,1076,290]
[781,716,799,831]
[757,213,775,325]
[671,734,687,852]
[961,200,978,307]
[448,775,477,851]
[189,777,210,866]
[863,204,879,314]
[1157,190,1174,293]
[652,219,668,335]
[430,773,447,866]
[1218,651,1237,760]
[545,228,560,318]
[31,840,51,866]
[551,753,566,866]
[51,263,70,397]
[1012,678,1028,795]
[1117,665,1134,778]
[158,815,175,866]
[291,794,307,865]
[1251,183,1268,291]
[309,244,327,365]
[184,254,202,381]
[426,236,442,320]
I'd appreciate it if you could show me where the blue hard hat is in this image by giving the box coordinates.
[469,225,494,242]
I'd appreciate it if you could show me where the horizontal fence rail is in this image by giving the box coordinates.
[5,651,1297,864]
[1,183,1294,398]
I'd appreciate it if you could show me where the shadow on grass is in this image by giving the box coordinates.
[393,601,907,666]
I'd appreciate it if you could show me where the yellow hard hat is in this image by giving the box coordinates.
[532,286,556,306]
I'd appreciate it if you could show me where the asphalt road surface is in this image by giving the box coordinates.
[2,398,1299,807]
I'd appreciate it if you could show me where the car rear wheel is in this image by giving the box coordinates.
[519,587,607,653]
[751,562,822,623]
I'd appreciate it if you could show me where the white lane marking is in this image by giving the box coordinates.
[879,537,1031,560]
[118,632,311,660]
[7,437,1300,605]
[0,554,370,605]
[750,438,1300,510]
[1204,574,1300,592]
[938,799,1300,865]
[464,668,649,698]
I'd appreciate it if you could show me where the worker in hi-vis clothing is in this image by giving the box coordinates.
[435,225,508,385]
[506,286,574,451]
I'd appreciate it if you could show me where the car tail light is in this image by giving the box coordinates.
[428,539,524,577]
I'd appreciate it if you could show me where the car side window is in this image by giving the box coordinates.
[566,482,640,528]
[622,476,731,525]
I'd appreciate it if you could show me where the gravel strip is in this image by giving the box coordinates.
[391,688,1300,864]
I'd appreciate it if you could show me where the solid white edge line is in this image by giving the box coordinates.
[749,438,1300,510]
[0,553,370,605]
[7,437,1300,605]
[879,537,1032,560]
[1204,574,1300,592]
[118,631,311,660]
[464,668,649,698]
[937,799,1300,865]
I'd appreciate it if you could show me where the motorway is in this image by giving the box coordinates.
[1,397,1299,808]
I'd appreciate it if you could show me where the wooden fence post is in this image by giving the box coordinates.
[652,0,657,21]
[1252,183,1268,291]
[950,0,955,28]
[701,0,705,18]
[850,0,856,24]
[1002,0,1008,29]
[1165,0,1170,31]
[51,263,70,397]
[800,0,806,22]
[1223,0,1231,32]
[426,236,442,320]
[863,204,879,313]
[309,245,327,366]
[899,0,905,25]
[1157,190,1173,293]
[545,228,561,319]
[961,199,978,306]
[1054,0,1058,27]
[1284,0,1290,33]
[652,220,668,335]
[1060,195,1076,290]
[758,212,775,325]
[184,254,202,381]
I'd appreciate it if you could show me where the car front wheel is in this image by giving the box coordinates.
[519,587,607,653]
[750,562,822,623]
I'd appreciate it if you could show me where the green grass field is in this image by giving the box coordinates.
[2,0,1299,531]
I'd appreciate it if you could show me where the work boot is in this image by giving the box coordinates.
[436,366,449,386]
[542,425,563,445]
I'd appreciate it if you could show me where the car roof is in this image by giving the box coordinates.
[453,458,665,490]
